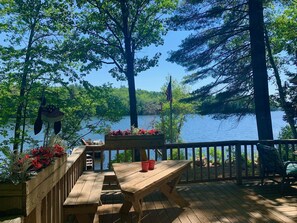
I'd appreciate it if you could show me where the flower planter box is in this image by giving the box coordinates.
[104,134,165,149]
[0,154,67,217]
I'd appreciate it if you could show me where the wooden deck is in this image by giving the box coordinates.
[98,181,297,223]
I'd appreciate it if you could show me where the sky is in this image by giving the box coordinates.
[84,30,281,94]
[0,28,281,94]
[0,27,196,93]
[84,31,192,92]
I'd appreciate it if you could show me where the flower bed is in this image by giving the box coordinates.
[0,153,67,217]
[0,144,66,184]
[0,144,67,217]
[105,134,165,149]
[108,128,161,136]
[105,128,164,149]
[104,128,165,161]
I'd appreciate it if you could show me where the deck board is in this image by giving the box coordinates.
[97,181,297,223]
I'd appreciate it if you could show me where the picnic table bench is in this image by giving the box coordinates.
[63,171,116,223]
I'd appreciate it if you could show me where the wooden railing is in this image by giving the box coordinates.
[29,146,86,223]
[86,139,297,184]
[3,140,296,223]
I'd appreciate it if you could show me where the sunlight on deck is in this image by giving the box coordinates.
[98,181,297,223]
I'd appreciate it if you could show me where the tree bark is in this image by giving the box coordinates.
[121,0,139,160]
[127,75,138,128]
[248,0,273,140]
[121,0,138,129]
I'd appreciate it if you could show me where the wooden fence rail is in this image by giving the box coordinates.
[2,140,297,223]
[28,146,86,223]
[86,139,297,184]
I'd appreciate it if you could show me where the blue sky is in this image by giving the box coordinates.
[0,29,196,92]
[84,30,192,92]
[1,28,280,94]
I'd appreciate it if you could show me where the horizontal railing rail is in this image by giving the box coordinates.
[85,139,297,184]
[7,140,295,222]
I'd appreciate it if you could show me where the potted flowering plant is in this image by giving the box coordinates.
[104,127,164,149]
[0,144,66,216]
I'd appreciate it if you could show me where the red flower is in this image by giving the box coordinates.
[123,129,131,135]
[53,144,65,157]
[40,158,51,166]
[138,129,146,135]
[32,157,43,170]
[148,129,155,135]
[28,147,56,169]
[43,151,54,159]
[17,154,31,166]
[31,148,40,156]
[108,128,161,136]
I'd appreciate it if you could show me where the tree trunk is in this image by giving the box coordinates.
[126,62,140,161]
[121,0,138,129]
[248,0,273,140]
[13,26,35,153]
[121,0,139,160]
[127,76,138,128]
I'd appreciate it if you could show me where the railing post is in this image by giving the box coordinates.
[162,146,167,160]
[235,143,242,185]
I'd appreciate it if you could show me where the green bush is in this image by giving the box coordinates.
[278,125,293,139]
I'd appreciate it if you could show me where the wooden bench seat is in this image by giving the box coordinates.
[63,171,116,223]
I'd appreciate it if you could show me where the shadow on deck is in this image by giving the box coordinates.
[98,181,297,223]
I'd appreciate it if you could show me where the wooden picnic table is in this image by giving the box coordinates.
[112,160,191,223]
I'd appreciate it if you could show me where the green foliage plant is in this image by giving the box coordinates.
[267,1,297,138]
[169,148,185,160]
[109,150,132,169]
[48,84,125,148]
[0,151,33,185]
[278,125,293,139]
[0,0,79,153]
[155,77,194,143]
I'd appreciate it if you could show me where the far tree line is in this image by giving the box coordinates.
[109,87,281,116]
[0,83,282,119]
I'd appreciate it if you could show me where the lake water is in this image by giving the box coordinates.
[89,111,287,169]
[0,111,288,170]
[0,111,287,151]
[85,111,286,143]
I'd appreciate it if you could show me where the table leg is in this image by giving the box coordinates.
[160,175,189,208]
[120,197,143,223]
[132,198,143,223]
[76,214,93,223]
[120,200,132,222]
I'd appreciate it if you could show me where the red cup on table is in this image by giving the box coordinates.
[148,160,155,170]
[141,161,149,172]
